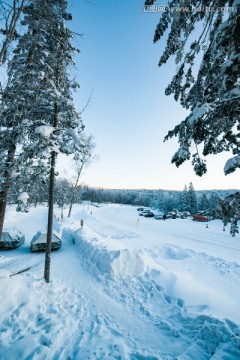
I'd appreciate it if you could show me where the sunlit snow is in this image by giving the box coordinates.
[0,204,239,359]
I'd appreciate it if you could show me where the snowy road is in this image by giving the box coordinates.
[0,204,240,359]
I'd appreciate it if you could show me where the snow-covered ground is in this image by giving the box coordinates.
[0,203,240,359]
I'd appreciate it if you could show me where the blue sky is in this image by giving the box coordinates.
[60,0,240,190]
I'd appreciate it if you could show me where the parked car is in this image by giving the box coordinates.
[139,209,150,214]
[144,212,154,217]
[137,207,145,211]
[192,214,209,222]
[154,214,163,220]
[180,211,190,219]
[168,212,177,219]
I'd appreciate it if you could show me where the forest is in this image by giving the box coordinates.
[7,178,237,217]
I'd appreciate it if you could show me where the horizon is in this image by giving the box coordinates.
[68,182,239,193]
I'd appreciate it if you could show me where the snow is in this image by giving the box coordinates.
[68,128,85,146]
[37,71,45,80]
[17,192,30,202]
[0,203,240,359]
[233,0,240,9]
[224,154,240,174]
[34,125,55,138]
[188,103,213,124]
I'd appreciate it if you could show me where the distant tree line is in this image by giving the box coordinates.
[7,179,236,217]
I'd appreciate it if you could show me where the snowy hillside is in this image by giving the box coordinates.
[0,204,240,359]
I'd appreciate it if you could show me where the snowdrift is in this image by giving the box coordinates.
[0,228,25,250]
[63,226,145,280]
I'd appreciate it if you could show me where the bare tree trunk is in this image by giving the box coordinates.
[67,198,74,218]
[0,185,9,239]
[0,144,16,240]
[44,151,56,283]
[44,102,58,283]
[233,14,240,53]
[67,163,83,218]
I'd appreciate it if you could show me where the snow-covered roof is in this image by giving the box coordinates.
[31,231,61,244]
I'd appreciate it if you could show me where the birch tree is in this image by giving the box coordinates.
[68,136,96,217]
[0,0,27,64]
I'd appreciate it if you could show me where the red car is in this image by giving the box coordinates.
[192,215,209,222]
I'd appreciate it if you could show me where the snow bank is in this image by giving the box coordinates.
[63,225,145,280]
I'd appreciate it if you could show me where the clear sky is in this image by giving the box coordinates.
[59,0,240,191]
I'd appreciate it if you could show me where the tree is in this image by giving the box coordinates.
[179,185,189,211]
[199,193,209,211]
[55,178,70,220]
[209,191,220,209]
[220,193,240,236]
[187,182,197,214]
[0,0,27,64]
[157,190,165,212]
[145,0,239,176]
[0,1,28,238]
[1,0,84,282]
[68,135,96,217]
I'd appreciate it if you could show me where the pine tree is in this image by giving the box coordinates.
[145,0,239,175]
[187,182,198,214]
[199,193,209,211]
[55,178,71,220]
[230,216,239,237]
[220,192,240,236]
[209,191,220,209]
[157,190,165,212]
[179,185,189,211]
[0,0,84,281]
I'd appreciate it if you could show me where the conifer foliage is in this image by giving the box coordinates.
[187,182,198,214]
[145,0,240,176]
[220,192,240,236]
[0,0,85,280]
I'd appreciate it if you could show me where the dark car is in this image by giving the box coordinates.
[137,207,145,211]
[144,212,154,217]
